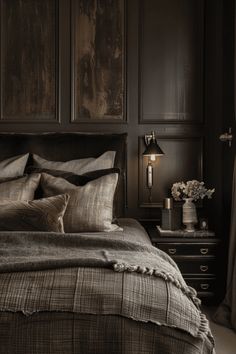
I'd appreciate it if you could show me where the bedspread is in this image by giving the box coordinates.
[0,219,214,353]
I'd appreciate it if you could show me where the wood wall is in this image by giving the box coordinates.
[0,0,227,231]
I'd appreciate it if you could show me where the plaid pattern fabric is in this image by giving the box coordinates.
[0,312,214,354]
[0,219,215,354]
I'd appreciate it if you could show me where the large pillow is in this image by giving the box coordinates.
[0,174,41,201]
[40,173,122,232]
[0,154,29,178]
[0,194,69,232]
[32,151,116,175]
[26,166,120,186]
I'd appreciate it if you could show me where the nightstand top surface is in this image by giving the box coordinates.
[147,225,220,243]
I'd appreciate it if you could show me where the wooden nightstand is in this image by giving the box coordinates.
[146,225,220,301]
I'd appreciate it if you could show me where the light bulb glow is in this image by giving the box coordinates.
[150,155,156,161]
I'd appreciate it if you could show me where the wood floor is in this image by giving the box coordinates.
[203,306,236,354]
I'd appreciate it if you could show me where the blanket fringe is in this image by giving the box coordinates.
[113,263,201,305]
[113,262,209,336]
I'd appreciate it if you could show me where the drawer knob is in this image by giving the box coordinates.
[200,248,209,255]
[200,265,209,272]
[168,248,177,255]
[200,283,210,290]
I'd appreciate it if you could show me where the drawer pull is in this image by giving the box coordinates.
[200,248,209,255]
[200,283,209,290]
[200,265,208,272]
[168,248,177,255]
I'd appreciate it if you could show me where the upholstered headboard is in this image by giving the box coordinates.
[0,132,127,217]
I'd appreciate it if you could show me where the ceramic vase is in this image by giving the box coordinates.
[182,198,197,232]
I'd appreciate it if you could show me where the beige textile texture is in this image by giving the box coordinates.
[0,219,214,354]
[0,194,69,232]
[0,153,29,178]
[0,173,40,201]
[40,172,121,232]
[33,151,116,174]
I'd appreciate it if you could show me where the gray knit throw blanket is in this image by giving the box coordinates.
[0,231,200,307]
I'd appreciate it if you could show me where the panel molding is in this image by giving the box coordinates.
[138,135,204,207]
[0,0,60,124]
[138,0,205,124]
[71,0,127,123]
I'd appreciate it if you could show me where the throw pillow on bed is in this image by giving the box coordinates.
[0,153,29,178]
[0,194,69,232]
[0,173,41,201]
[25,167,121,219]
[26,166,120,186]
[40,172,122,232]
[32,151,116,175]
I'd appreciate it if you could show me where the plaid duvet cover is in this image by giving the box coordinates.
[0,219,215,354]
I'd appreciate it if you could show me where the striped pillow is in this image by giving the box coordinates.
[0,174,41,201]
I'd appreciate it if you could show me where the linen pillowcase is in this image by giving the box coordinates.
[0,194,69,232]
[0,173,41,201]
[26,167,121,218]
[40,172,122,233]
[32,151,116,175]
[0,154,29,178]
[26,166,120,186]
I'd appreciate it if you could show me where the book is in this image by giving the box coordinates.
[156,225,215,238]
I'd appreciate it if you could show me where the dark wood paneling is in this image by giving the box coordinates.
[139,136,203,207]
[0,0,59,123]
[71,0,126,122]
[0,0,225,236]
[139,0,204,123]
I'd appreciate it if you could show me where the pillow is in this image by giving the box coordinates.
[26,166,120,186]
[0,194,69,232]
[0,174,41,201]
[0,154,29,178]
[40,173,122,232]
[32,151,116,174]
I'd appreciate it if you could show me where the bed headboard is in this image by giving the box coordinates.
[0,132,127,217]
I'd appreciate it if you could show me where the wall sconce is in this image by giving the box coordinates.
[143,131,164,201]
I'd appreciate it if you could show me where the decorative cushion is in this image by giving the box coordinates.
[0,194,69,232]
[0,154,29,178]
[26,166,120,186]
[32,151,116,175]
[0,174,41,201]
[40,173,122,232]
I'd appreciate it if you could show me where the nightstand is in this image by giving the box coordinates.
[146,225,221,301]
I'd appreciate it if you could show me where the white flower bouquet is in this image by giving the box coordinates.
[171,180,215,201]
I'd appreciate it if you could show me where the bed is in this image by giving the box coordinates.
[0,132,214,354]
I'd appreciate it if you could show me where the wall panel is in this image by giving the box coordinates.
[0,0,223,232]
[0,0,59,123]
[139,0,204,123]
[71,0,126,122]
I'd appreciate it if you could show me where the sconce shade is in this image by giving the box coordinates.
[143,140,164,157]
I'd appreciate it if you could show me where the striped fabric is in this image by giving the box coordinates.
[40,172,121,232]
[0,173,40,201]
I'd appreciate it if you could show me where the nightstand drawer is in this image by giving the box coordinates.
[185,277,216,293]
[156,243,217,257]
[176,259,216,275]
